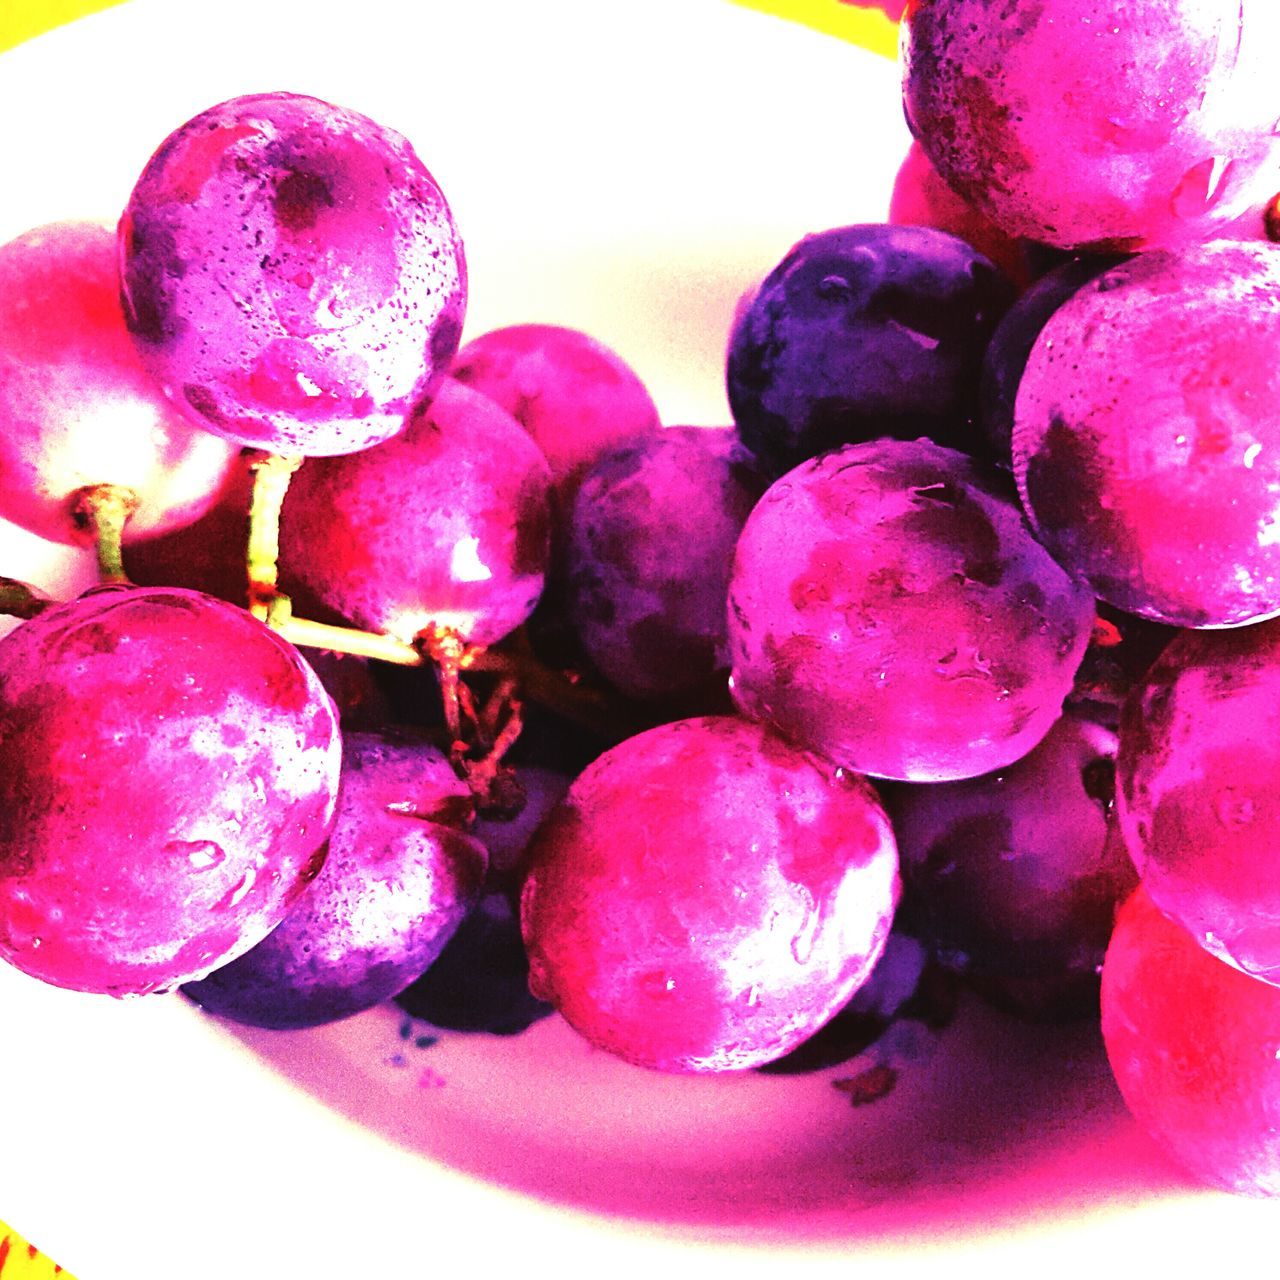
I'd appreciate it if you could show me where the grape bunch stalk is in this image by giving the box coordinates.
[3,0,1280,1211]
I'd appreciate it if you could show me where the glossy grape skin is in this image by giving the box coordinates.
[978,253,1125,463]
[520,715,900,1073]
[119,92,466,457]
[0,586,342,996]
[564,427,765,700]
[1116,621,1280,985]
[902,0,1280,250]
[181,733,484,1029]
[888,713,1134,1002]
[451,324,659,506]
[889,140,1030,287]
[278,379,551,647]
[472,764,571,890]
[1014,243,1280,628]
[0,222,238,545]
[726,225,1014,477]
[727,439,1094,782]
[1102,887,1280,1196]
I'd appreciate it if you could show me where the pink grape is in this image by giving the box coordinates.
[278,379,551,647]
[1014,242,1280,628]
[451,324,659,506]
[0,222,238,544]
[902,0,1280,249]
[182,732,484,1029]
[119,92,466,457]
[727,438,1094,782]
[1102,887,1280,1196]
[0,586,342,995]
[520,715,900,1073]
[564,427,765,700]
[1117,620,1280,985]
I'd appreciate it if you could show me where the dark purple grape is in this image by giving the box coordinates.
[727,438,1094,782]
[472,764,571,890]
[395,892,554,1036]
[903,0,1280,250]
[726,224,1014,478]
[564,427,765,700]
[120,92,466,457]
[888,712,1136,1013]
[0,586,341,995]
[278,379,551,647]
[978,253,1126,462]
[182,731,484,1029]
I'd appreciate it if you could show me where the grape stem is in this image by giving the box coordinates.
[72,484,139,584]
[0,577,53,620]
[247,451,303,619]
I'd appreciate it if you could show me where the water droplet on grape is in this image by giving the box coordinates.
[167,839,227,871]
[1214,789,1256,830]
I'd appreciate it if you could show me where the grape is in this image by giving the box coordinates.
[182,732,484,1029]
[1116,620,1280,985]
[278,379,551,647]
[0,586,342,995]
[0,222,238,544]
[564,427,765,700]
[889,140,1030,286]
[1013,242,1280,628]
[978,253,1125,463]
[727,438,1094,782]
[472,763,571,889]
[451,324,659,505]
[888,712,1135,1012]
[726,224,1014,477]
[520,715,900,1073]
[119,92,466,457]
[395,892,554,1036]
[1102,887,1280,1196]
[902,0,1280,250]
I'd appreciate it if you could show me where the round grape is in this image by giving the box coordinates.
[902,0,1280,249]
[726,224,1013,477]
[0,222,238,544]
[520,715,900,1073]
[0,586,342,995]
[1013,242,1280,628]
[278,378,551,647]
[727,438,1094,782]
[119,92,466,456]
[1102,886,1280,1196]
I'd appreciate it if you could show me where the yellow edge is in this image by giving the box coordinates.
[0,0,127,54]
[728,0,900,59]
[0,1221,76,1278]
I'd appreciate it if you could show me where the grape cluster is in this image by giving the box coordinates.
[4,0,1280,1208]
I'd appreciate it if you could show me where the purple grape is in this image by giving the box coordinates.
[1117,620,1280,985]
[520,715,900,1073]
[471,764,571,889]
[0,222,239,545]
[395,892,554,1036]
[1013,243,1280,628]
[978,253,1126,462]
[727,438,1094,782]
[888,712,1136,1011]
[278,379,551,647]
[451,324,659,506]
[726,224,1014,478]
[564,427,765,700]
[182,732,485,1029]
[119,92,466,457]
[903,0,1280,250]
[0,586,341,995]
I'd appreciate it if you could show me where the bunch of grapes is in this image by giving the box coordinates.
[5,0,1280,1211]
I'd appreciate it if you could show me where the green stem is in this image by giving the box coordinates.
[246,452,303,619]
[71,484,139,585]
[0,577,53,620]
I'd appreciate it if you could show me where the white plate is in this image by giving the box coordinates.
[1,2,1277,1278]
